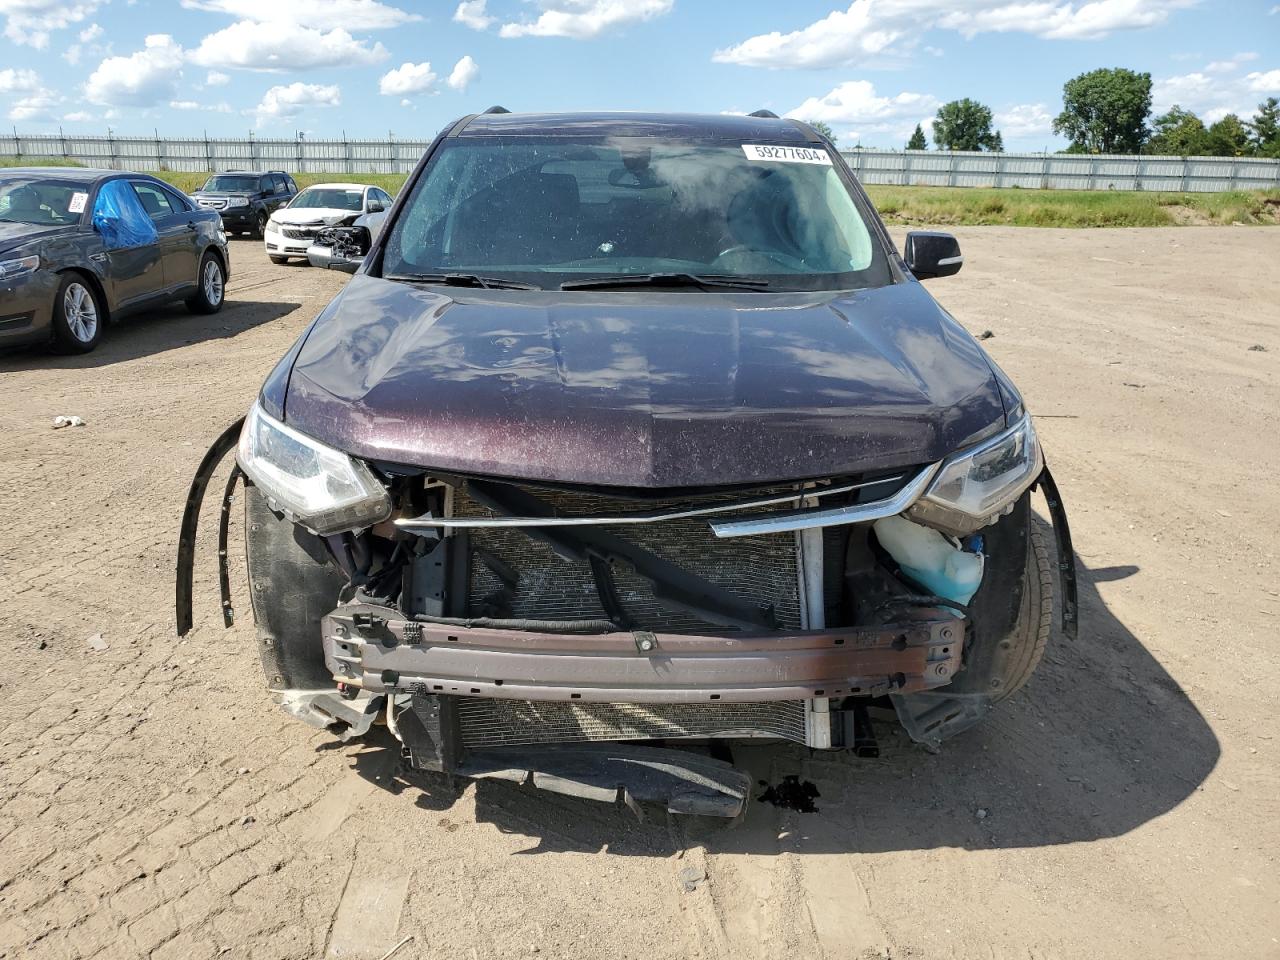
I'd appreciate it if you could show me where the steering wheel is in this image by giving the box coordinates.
[714,245,809,271]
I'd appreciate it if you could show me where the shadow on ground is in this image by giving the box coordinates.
[0,298,299,371]
[342,526,1219,856]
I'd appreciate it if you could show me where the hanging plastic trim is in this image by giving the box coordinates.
[92,180,158,250]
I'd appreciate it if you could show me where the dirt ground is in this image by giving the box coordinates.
[1,228,1277,960]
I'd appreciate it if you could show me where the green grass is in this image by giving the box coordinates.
[864,185,1280,227]
[0,156,85,168]
[137,169,1280,227]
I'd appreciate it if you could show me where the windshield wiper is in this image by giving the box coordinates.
[387,272,539,290]
[560,272,770,291]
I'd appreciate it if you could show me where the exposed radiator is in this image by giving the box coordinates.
[456,698,808,748]
[454,485,805,633]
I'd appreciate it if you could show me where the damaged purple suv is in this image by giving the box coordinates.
[178,111,1075,818]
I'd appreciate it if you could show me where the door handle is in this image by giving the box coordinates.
[90,253,108,263]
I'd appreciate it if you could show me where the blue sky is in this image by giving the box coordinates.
[1,0,1277,150]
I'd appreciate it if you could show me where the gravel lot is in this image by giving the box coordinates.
[1,229,1277,960]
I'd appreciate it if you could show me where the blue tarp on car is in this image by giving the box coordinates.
[92,180,157,250]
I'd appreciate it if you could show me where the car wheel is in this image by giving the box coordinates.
[269,255,289,265]
[185,251,226,315]
[50,274,104,354]
[990,526,1053,702]
[253,211,268,239]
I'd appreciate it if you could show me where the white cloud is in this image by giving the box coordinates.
[1,0,103,49]
[252,81,340,126]
[716,0,1195,69]
[170,100,201,109]
[447,55,479,91]
[995,102,1054,137]
[499,0,673,39]
[399,97,411,106]
[1246,69,1280,93]
[379,61,437,96]
[1154,66,1280,125]
[0,68,40,93]
[62,21,104,64]
[63,110,93,122]
[787,80,938,127]
[8,92,59,122]
[1205,52,1259,73]
[78,22,101,41]
[179,0,419,29]
[454,0,494,30]
[205,70,230,86]
[85,34,185,107]
[190,21,387,70]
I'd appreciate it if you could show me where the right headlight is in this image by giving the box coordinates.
[0,255,39,281]
[237,401,391,535]
[907,414,1043,536]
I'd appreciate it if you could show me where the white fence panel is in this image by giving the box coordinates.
[3,133,1279,190]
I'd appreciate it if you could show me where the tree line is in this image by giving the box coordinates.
[810,68,1280,158]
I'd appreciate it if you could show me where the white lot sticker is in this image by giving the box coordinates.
[742,144,832,165]
[68,192,88,214]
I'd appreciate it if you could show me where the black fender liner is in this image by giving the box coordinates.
[176,418,244,637]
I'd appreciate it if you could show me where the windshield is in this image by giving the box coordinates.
[380,137,891,292]
[289,187,364,211]
[201,175,262,193]
[0,177,88,225]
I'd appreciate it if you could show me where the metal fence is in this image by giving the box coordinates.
[4,132,1279,192]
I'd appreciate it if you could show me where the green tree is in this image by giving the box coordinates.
[1204,114,1251,156]
[1246,97,1280,157]
[1053,67,1152,153]
[932,99,1003,151]
[906,124,927,150]
[1147,105,1207,155]
[806,120,838,145]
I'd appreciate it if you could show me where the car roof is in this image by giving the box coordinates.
[298,182,371,191]
[456,111,817,142]
[0,167,121,183]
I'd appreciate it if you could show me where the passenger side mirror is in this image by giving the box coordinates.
[368,200,385,213]
[904,231,963,279]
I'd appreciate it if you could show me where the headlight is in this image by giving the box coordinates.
[264,218,279,232]
[226,197,249,208]
[907,414,1043,535]
[237,401,391,535]
[0,255,39,281]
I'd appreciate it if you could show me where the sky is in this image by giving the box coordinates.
[0,0,1278,150]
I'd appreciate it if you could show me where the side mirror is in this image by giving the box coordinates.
[368,200,385,213]
[904,231,963,279]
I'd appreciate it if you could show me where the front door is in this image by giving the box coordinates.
[130,180,198,295]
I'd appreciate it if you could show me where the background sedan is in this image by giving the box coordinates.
[263,183,392,264]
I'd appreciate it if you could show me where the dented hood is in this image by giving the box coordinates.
[283,274,1005,488]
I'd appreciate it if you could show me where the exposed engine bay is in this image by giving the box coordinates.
[177,417,1076,819]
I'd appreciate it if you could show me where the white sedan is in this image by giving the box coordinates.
[263,183,392,264]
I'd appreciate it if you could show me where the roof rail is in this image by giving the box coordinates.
[482,105,511,114]
[748,109,779,119]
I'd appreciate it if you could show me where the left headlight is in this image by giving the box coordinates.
[237,401,391,535]
[0,255,39,281]
[908,414,1043,535]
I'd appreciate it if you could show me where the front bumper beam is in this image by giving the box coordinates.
[322,603,965,703]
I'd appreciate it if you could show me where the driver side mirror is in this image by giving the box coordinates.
[368,200,385,213]
[904,231,963,279]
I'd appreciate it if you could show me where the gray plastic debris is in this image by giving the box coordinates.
[679,866,706,892]
[53,416,86,429]
[86,633,108,651]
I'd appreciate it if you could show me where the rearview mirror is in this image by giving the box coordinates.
[904,231,963,279]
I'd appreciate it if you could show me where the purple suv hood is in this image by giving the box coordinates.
[283,274,1004,488]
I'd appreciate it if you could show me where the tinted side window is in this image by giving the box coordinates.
[161,185,192,212]
[259,176,273,193]
[131,181,175,220]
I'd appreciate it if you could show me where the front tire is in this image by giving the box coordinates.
[253,211,268,239]
[990,526,1052,701]
[185,251,226,315]
[50,274,104,354]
